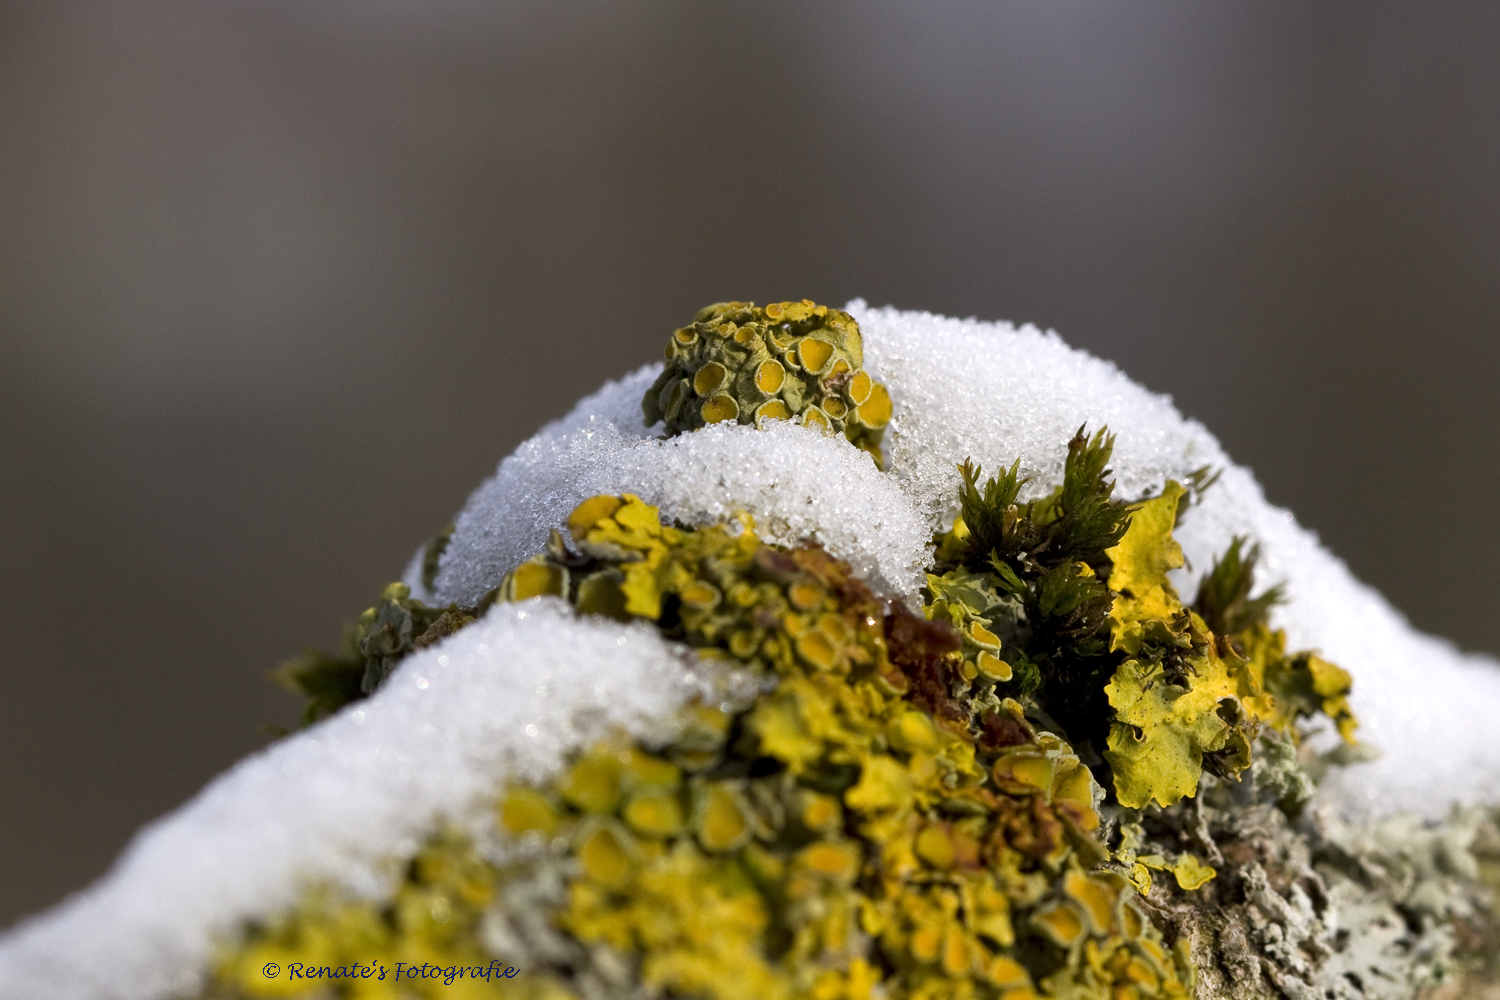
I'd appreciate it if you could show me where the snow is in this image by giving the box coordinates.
[425,299,1500,824]
[3,301,1497,999]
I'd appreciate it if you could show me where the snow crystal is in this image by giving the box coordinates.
[0,602,699,1000]
[5,301,1499,1000]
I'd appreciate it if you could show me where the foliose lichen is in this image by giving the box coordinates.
[492,494,1197,1000]
[1110,746,1496,1000]
[204,833,512,1000]
[641,301,892,466]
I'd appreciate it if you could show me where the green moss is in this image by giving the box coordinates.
[925,429,1357,814]
[1191,537,1282,640]
[420,522,455,593]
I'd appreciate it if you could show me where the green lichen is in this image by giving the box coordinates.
[641,301,892,466]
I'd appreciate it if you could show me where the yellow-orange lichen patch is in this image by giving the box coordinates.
[641,301,891,465]
[702,394,740,424]
[694,361,729,396]
[755,359,787,395]
[799,337,836,375]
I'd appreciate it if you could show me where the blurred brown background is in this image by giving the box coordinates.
[2,0,1497,927]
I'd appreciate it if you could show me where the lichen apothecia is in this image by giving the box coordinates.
[642,300,892,466]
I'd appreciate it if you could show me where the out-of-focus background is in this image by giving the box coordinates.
[2,0,1497,927]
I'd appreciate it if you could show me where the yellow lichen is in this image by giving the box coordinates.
[642,301,891,465]
[1101,484,1264,808]
[490,496,1192,1000]
[208,835,521,999]
[216,491,1206,1000]
[920,431,1358,921]
[1103,486,1360,807]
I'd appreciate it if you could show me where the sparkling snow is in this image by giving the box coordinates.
[3,302,1497,1000]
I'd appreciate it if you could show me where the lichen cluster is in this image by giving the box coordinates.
[1116,743,1497,1000]
[494,496,1194,1000]
[205,835,511,1000]
[641,301,892,465]
[208,302,1500,1000]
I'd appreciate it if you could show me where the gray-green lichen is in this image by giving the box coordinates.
[1108,736,1494,1000]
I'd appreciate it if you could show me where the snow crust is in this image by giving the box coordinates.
[3,301,1497,999]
